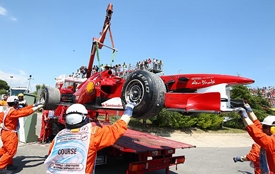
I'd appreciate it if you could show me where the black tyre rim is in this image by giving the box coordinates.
[124,79,144,105]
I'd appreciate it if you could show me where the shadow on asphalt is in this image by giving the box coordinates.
[11,155,46,174]
[237,170,253,174]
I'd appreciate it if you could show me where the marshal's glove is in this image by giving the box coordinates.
[234,107,248,118]
[124,102,136,117]
[233,156,243,162]
[243,103,253,113]
[33,102,44,107]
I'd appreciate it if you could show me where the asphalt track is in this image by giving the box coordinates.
[11,144,254,174]
[2,113,254,174]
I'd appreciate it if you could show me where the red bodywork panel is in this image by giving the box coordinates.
[165,92,221,112]
[161,74,254,91]
[74,71,125,104]
[161,74,254,112]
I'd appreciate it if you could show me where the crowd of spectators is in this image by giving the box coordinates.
[249,86,275,107]
[70,57,163,78]
[134,58,163,71]
[110,58,163,75]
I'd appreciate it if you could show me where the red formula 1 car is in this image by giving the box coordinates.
[41,3,254,119]
[42,70,254,119]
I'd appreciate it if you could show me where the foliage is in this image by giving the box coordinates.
[35,84,46,91]
[0,79,9,94]
[150,109,197,129]
[195,113,224,130]
[223,85,275,129]
[0,89,7,95]
[230,85,252,104]
[231,85,272,110]
[222,112,244,129]
[150,109,222,130]
[33,84,46,100]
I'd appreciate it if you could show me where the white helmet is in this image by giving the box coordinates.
[65,104,89,129]
[7,96,19,103]
[261,115,275,126]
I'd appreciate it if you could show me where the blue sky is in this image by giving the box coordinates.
[0,0,274,92]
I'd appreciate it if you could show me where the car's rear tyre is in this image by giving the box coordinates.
[121,70,166,119]
[41,87,60,110]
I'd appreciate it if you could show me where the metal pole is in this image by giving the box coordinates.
[27,75,33,93]
[10,76,13,87]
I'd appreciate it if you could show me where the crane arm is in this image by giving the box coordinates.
[86,3,115,78]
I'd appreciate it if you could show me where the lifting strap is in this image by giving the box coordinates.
[95,42,101,69]
[110,50,117,66]
[95,41,117,68]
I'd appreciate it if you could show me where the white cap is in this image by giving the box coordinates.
[7,96,18,103]
[261,115,275,126]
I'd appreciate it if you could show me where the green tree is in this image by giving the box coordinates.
[231,85,272,111]
[36,85,41,92]
[0,79,10,94]
[224,85,275,129]
[195,113,223,130]
[33,84,47,100]
[230,85,254,106]
[150,109,223,130]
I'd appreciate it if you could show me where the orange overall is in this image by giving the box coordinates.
[0,105,34,169]
[39,110,52,143]
[48,119,128,173]
[247,120,275,174]
[246,143,261,174]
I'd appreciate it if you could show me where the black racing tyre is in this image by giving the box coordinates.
[121,70,166,119]
[41,87,61,110]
